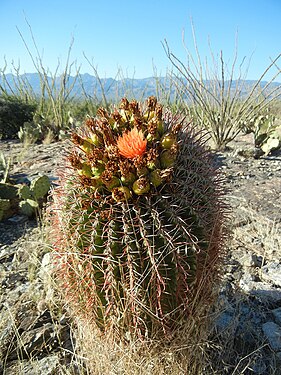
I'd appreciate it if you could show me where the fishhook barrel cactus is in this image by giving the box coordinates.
[50,96,227,339]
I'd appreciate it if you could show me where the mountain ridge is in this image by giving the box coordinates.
[1,73,280,101]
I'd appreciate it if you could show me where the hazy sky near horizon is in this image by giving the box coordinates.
[0,0,280,80]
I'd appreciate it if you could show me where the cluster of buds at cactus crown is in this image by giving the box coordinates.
[69,96,182,202]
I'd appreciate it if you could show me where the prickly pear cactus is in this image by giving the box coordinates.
[18,184,33,200]
[30,175,51,199]
[51,97,227,338]
[0,198,11,220]
[19,199,39,217]
[0,183,18,200]
[18,175,50,217]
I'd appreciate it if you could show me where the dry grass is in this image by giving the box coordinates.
[67,301,216,375]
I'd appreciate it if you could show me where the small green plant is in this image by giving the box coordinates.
[0,175,50,220]
[240,107,281,156]
[18,121,42,144]
[50,96,227,341]
[253,114,281,155]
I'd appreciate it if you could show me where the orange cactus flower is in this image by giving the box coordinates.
[117,127,147,159]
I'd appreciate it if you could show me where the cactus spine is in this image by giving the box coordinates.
[51,97,226,338]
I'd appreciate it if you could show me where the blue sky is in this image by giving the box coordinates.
[0,0,280,80]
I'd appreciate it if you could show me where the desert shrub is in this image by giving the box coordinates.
[163,29,281,150]
[0,96,36,139]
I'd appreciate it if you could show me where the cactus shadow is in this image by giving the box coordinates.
[212,152,227,168]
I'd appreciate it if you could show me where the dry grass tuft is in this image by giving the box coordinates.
[71,304,215,375]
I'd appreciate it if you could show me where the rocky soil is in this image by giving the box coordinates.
[0,136,280,374]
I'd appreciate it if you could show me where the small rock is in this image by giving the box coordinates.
[37,299,48,313]
[0,246,15,262]
[33,310,53,328]
[241,253,263,268]
[19,323,54,356]
[19,310,38,331]
[0,319,16,359]
[240,253,255,267]
[5,355,60,375]
[5,282,31,304]
[262,322,281,351]
[59,313,68,326]
[1,272,27,289]
[239,280,281,304]
[238,273,256,289]
[34,355,61,374]
[261,262,281,287]
[272,307,281,326]
[39,252,53,282]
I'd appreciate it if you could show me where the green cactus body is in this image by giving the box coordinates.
[0,183,18,199]
[30,175,51,200]
[18,185,32,200]
[19,199,39,216]
[50,97,226,339]
[0,198,10,211]
[0,198,11,220]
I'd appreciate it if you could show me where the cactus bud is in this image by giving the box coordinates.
[147,132,160,142]
[157,119,164,135]
[147,159,160,171]
[78,163,93,178]
[112,186,131,202]
[89,177,103,189]
[160,133,177,149]
[120,108,129,122]
[137,167,149,177]
[121,172,137,186]
[143,110,155,122]
[149,169,163,187]
[132,177,150,195]
[160,150,176,168]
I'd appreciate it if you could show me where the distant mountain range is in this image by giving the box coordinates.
[1,72,280,101]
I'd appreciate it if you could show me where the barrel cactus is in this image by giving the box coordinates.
[50,96,227,339]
